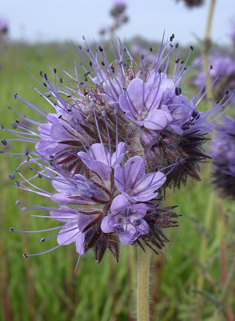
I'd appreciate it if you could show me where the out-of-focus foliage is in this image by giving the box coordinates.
[1,40,235,321]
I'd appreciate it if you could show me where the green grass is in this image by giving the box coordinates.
[0,40,235,321]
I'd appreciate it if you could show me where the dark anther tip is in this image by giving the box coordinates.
[9,227,14,233]
[175,87,181,96]
[133,219,141,226]
[23,254,28,259]
[11,122,17,129]
[40,238,45,243]
[1,139,7,146]
[181,124,190,130]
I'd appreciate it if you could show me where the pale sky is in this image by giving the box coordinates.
[1,0,235,45]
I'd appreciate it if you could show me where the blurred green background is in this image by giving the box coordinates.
[0,40,235,321]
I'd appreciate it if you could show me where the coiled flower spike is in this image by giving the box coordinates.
[2,34,233,263]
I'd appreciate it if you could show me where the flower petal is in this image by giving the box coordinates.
[101,216,115,233]
[57,223,79,245]
[144,109,168,130]
[76,233,85,255]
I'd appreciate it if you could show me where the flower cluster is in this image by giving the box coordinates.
[192,54,235,102]
[2,35,232,263]
[99,0,129,38]
[110,0,126,17]
[211,116,235,198]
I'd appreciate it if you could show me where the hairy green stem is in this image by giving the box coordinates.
[137,245,150,321]
[203,0,216,106]
[205,0,216,39]
[213,256,235,321]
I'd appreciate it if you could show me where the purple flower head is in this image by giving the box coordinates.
[193,55,235,102]
[3,34,233,264]
[101,195,149,245]
[211,116,235,198]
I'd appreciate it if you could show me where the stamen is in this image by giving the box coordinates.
[1,139,7,145]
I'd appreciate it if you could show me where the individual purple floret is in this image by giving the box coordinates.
[3,34,233,264]
[119,78,168,130]
[211,116,235,198]
[50,206,91,255]
[51,174,110,205]
[78,141,126,180]
[115,156,166,202]
[101,195,149,245]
